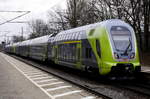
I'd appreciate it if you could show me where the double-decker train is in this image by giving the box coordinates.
[5,19,141,76]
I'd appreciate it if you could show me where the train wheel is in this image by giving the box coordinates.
[85,66,93,73]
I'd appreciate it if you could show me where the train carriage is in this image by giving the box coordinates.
[13,42,21,55]
[52,30,82,69]
[19,40,31,57]
[52,19,141,75]
[28,35,50,61]
[5,44,11,53]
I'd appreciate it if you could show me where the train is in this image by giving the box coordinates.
[5,19,141,76]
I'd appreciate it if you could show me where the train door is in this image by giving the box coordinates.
[43,43,48,61]
[54,45,58,64]
[76,43,82,69]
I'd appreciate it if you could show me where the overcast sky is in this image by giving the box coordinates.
[0,0,66,43]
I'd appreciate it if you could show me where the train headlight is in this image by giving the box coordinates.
[130,53,135,59]
[114,53,119,59]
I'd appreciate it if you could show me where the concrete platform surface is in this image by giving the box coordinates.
[0,53,99,99]
[0,53,51,99]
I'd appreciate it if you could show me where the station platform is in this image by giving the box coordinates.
[0,53,98,99]
[0,53,51,99]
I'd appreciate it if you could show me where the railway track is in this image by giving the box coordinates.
[110,80,150,97]
[8,54,150,99]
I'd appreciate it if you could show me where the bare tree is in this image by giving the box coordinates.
[143,0,150,51]
[12,35,25,43]
[28,19,50,39]
[47,0,90,31]
[47,9,69,32]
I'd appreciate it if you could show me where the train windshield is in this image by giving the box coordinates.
[111,26,132,51]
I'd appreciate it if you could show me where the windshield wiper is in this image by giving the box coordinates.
[123,38,131,55]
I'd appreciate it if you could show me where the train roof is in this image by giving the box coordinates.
[5,44,12,47]
[54,21,103,42]
[13,42,21,46]
[20,40,31,46]
[54,19,132,42]
[29,35,51,45]
[54,19,125,41]
[57,22,102,36]
[59,19,130,35]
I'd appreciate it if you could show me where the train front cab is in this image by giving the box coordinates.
[87,20,141,76]
[108,25,141,75]
[103,20,141,76]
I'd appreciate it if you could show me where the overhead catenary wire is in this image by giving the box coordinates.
[0,11,30,25]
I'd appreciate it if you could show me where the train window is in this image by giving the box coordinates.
[57,36,59,41]
[65,34,67,40]
[70,34,72,40]
[60,35,63,41]
[58,35,60,41]
[77,32,79,40]
[70,33,73,40]
[78,32,82,40]
[111,26,132,51]
[74,33,76,40]
[56,36,58,42]
[63,34,65,41]
[96,39,101,58]
[72,33,75,40]
[70,33,72,40]
[67,34,70,40]
[74,33,77,40]
[66,34,68,40]
[75,32,78,40]
[56,36,58,41]
[67,34,69,40]
[61,35,63,41]
[63,35,65,41]
[62,35,63,41]
[89,29,95,36]
[65,34,67,41]
[59,35,61,41]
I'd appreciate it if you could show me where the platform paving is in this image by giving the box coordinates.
[0,53,51,99]
[0,53,99,99]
